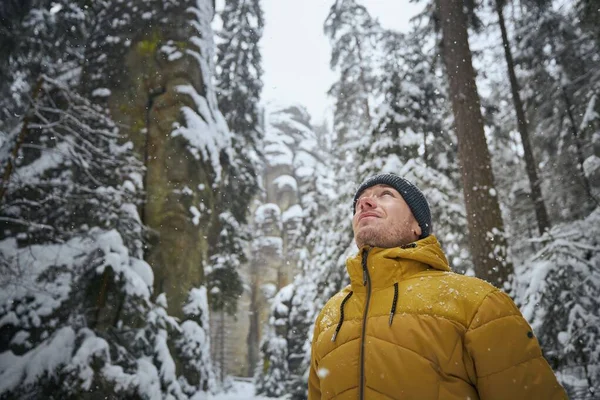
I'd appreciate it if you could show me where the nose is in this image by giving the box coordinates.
[356,195,376,212]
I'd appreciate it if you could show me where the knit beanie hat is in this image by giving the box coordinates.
[353,174,432,239]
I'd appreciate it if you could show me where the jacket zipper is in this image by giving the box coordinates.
[359,249,371,400]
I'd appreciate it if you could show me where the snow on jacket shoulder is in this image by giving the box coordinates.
[308,235,567,400]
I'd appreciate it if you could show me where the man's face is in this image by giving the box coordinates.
[352,184,421,248]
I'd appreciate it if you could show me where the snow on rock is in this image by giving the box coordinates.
[282,204,303,223]
[173,84,231,179]
[255,237,283,255]
[254,203,281,225]
[272,175,297,192]
[293,151,317,178]
[169,1,231,181]
[264,142,294,167]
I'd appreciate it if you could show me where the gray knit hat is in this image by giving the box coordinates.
[353,174,432,239]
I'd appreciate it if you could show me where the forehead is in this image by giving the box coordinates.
[358,184,400,197]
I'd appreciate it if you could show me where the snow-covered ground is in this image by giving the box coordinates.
[208,379,280,400]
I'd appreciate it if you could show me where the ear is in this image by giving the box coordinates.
[412,220,422,238]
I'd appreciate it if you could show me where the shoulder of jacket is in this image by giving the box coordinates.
[417,270,498,298]
[412,271,502,327]
[467,288,522,330]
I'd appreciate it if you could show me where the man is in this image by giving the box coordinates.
[308,173,566,400]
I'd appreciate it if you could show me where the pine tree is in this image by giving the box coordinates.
[367,28,472,273]
[209,0,264,325]
[0,0,89,125]
[324,0,379,147]
[514,209,600,398]
[255,285,293,397]
[205,212,244,317]
[0,77,142,248]
[214,0,264,218]
[512,0,600,221]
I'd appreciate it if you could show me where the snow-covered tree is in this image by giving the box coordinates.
[514,208,600,399]
[0,76,215,398]
[0,77,142,247]
[255,284,293,397]
[209,0,264,323]
[511,0,599,222]
[324,0,379,148]
[0,0,89,126]
[214,0,264,213]
[369,29,471,273]
[206,212,245,317]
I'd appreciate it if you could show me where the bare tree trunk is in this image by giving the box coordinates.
[495,0,550,235]
[438,0,513,286]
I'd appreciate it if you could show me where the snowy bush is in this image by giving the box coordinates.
[515,208,600,399]
[0,229,215,399]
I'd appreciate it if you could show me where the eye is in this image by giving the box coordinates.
[381,190,394,197]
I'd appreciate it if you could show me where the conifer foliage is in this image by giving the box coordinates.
[515,209,600,399]
[0,0,233,397]
[210,0,264,318]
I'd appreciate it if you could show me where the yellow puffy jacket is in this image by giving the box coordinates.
[308,235,566,400]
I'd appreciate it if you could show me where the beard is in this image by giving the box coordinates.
[354,222,417,249]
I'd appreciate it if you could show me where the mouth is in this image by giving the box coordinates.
[357,213,379,222]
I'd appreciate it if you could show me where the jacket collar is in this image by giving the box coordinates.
[346,235,450,293]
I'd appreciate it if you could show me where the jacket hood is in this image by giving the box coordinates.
[346,234,450,292]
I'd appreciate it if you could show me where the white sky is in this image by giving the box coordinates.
[260,0,423,125]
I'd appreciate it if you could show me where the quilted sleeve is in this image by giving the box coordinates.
[308,315,322,400]
[464,290,567,400]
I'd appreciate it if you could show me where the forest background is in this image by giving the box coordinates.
[0,0,598,399]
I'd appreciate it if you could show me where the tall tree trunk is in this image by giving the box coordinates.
[495,0,550,235]
[438,0,513,285]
